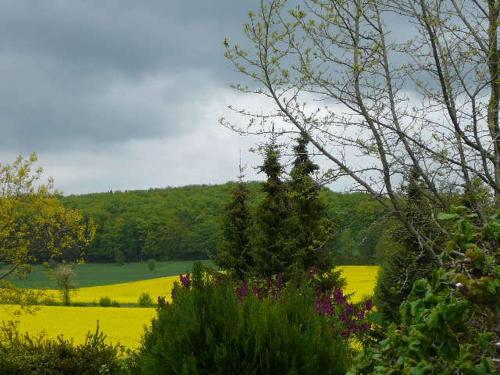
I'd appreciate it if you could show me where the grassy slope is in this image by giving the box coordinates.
[3,260,213,288]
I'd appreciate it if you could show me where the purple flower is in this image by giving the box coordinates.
[315,294,333,315]
[332,288,347,304]
[253,284,263,299]
[341,329,351,338]
[276,273,285,290]
[180,273,191,289]
[236,281,249,302]
[364,299,373,311]
[345,303,355,314]
[266,277,273,291]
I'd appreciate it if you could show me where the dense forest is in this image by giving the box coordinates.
[61,182,386,264]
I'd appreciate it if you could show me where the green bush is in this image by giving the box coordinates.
[134,263,351,374]
[147,258,156,272]
[138,293,153,307]
[0,322,128,374]
[99,296,112,307]
[115,250,126,266]
[99,296,120,307]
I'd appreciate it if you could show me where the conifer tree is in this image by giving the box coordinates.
[374,168,441,321]
[216,164,252,280]
[288,132,333,274]
[252,137,294,277]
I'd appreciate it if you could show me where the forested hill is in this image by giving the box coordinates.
[62,182,386,264]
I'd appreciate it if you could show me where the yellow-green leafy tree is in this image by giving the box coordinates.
[0,154,95,303]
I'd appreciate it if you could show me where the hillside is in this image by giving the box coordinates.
[62,182,386,264]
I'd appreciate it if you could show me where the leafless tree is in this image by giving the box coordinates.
[223,0,499,260]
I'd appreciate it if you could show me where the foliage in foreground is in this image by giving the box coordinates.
[134,264,353,375]
[352,210,499,374]
[0,322,129,375]
[351,272,497,375]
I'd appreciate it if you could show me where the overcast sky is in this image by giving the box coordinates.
[0,0,276,194]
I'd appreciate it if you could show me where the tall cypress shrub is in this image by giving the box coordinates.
[288,132,333,275]
[251,138,294,277]
[216,169,252,280]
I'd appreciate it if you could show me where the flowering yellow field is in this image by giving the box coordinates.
[43,265,379,304]
[46,275,179,304]
[0,305,155,348]
[338,265,379,302]
[0,266,379,347]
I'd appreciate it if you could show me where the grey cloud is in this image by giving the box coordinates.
[0,0,256,152]
[0,0,254,76]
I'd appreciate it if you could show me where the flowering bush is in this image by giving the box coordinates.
[231,270,372,339]
[134,263,353,374]
[315,288,373,338]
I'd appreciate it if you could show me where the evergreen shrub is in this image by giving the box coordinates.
[134,263,352,375]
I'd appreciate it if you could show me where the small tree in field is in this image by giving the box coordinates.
[114,249,125,266]
[147,258,156,271]
[53,264,77,306]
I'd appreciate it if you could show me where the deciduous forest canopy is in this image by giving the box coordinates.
[61,182,385,264]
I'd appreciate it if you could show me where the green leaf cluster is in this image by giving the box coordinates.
[351,272,496,374]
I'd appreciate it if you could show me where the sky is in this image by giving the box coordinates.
[0,0,271,194]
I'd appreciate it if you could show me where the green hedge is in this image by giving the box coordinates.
[0,322,129,375]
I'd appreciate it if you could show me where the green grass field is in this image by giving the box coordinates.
[2,260,213,288]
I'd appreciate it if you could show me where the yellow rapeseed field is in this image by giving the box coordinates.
[0,305,155,348]
[44,266,378,304]
[0,266,379,347]
[337,265,379,302]
[46,275,179,304]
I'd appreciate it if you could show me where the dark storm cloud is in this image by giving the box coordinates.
[0,0,255,151]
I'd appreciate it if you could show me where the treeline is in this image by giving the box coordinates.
[62,183,385,264]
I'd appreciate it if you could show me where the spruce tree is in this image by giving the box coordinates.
[216,167,252,280]
[252,138,294,277]
[374,168,440,321]
[288,132,333,274]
